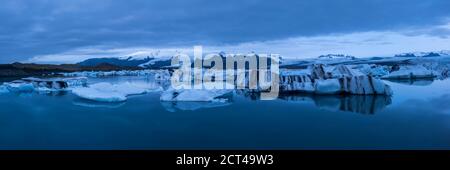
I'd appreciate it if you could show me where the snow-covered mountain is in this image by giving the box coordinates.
[77,56,172,69]
[394,51,450,58]
[318,54,357,60]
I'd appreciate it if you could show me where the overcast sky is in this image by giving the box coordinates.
[1,0,450,64]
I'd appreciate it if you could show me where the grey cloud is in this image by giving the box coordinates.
[1,0,450,63]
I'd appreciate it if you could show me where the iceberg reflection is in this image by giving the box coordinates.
[279,94,392,114]
[161,101,232,112]
[72,99,126,109]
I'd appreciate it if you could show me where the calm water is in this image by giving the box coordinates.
[0,77,450,150]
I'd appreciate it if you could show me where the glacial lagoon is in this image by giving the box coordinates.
[0,76,450,149]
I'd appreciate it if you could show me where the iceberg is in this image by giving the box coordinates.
[0,77,88,93]
[22,77,88,90]
[3,81,35,92]
[72,82,156,102]
[0,84,10,93]
[280,65,393,95]
[382,65,438,79]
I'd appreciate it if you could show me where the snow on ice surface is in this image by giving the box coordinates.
[72,82,159,102]
[138,57,171,68]
[383,65,438,79]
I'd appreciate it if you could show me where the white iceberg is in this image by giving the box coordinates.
[72,82,156,102]
[382,65,438,79]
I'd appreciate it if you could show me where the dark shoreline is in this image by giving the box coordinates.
[0,62,143,77]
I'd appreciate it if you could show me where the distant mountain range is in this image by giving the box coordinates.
[1,50,449,77]
[77,56,172,69]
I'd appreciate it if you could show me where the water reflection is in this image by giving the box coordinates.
[72,98,126,109]
[279,93,392,114]
[161,101,232,112]
[398,94,450,115]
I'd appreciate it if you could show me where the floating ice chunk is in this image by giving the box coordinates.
[72,86,127,102]
[0,85,9,93]
[72,82,155,102]
[3,82,35,92]
[314,79,341,94]
[21,77,87,90]
[382,65,438,79]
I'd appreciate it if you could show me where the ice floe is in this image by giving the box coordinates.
[382,65,438,79]
[72,82,159,102]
